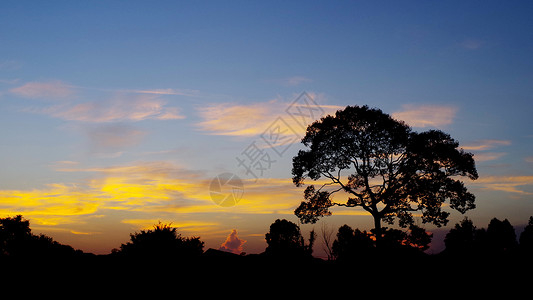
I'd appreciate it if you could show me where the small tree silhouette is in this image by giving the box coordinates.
[519,216,533,253]
[486,218,517,253]
[117,222,204,259]
[265,219,315,258]
[444,217,478,255]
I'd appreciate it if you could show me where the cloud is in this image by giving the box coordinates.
[462,139,511,151]
[127,88,200,96]
[282,76,313,86]
[0,162,214,225]
[392,104,457,128]
[0,183,100,225]
[10,80,75,100]
[195,94,341,138]
[219,229,246,254]
[473,152,507,162]
[85,124,147,153]
[472,175,533,195]
[121,219,218,232]
[35,94,185,122]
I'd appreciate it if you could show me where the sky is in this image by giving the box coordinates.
[1,1,532,256]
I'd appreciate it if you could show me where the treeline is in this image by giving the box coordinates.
[1,215,533,263]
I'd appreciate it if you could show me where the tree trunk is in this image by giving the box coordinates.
[373,214,383,248]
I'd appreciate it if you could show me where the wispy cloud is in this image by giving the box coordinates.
[392,104,457,128]
[473,152,507,162]
[472,175,533,195]
[85,124,147,155]
[125,88,200,96]
[195,94,341,138]
[121,219,219,232]
[282,76,313,86]
[462,139,511,162]
[10,80,75,100]
[462,139,511,151]
[33,94,185,122]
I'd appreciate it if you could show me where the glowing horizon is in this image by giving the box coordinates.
[1,1,532,255]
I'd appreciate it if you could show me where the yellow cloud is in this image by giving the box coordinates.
[195,94,341,138]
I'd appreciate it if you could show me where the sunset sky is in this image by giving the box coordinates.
[1,1,532,255]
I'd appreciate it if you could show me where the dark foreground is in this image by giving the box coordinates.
[2,249,531,292]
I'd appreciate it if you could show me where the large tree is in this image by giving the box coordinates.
[292,105,478,241]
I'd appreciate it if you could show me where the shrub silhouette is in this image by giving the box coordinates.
[116,222,204,259]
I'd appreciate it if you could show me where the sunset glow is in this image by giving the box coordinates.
[1,1,532,256]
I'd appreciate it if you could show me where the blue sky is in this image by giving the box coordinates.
[1,1,532,255]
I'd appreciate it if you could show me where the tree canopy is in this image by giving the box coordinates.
[116,222,204,259]
[292,105,478,237]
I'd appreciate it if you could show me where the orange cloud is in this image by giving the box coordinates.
[462,139,511,151]
[392,104,457,128]
[219,229,246,254]
[473,152,507,162]
[472,175,533,195]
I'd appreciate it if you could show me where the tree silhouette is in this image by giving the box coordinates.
[292,105,478,244]
[486,218,517,253]
[332,225,373,261]
[117,222,204,259]
[0,215,80,258]
[519,216,533,253]
[444,217,478,255]
[265,219,315,258]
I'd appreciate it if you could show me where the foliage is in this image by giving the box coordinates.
[292,105,478,238]
[117,222,204,258]
[0,215,79,258]
[265,219,315,258]
[519,216,533,252]
[444,217,523,256]
[331,224,432,261]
